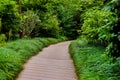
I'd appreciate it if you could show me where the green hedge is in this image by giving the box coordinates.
[0,37,66,80]
[69,39,119,80]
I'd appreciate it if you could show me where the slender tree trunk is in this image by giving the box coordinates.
[17,0,21,14]
[0,18,1,33]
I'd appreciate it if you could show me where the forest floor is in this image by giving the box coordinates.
[16,41,77,80]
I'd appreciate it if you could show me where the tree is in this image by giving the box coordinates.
[0,0,20,40]
[20,10,41,38]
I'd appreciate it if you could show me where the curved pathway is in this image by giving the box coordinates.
[16,41,77,80]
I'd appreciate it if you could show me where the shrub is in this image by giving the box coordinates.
[69,39,115,80]
[40,13,60,38]
[0,37,65,80]
[106,0,120,57]
[0,34,7,47]
[0,0,20,40]
[81,8,116,43]
[20,10,41,38]
[0,48,22,80]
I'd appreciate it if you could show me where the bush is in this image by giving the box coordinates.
[0,37,65,80]
[107,0,120,57]
[81,8,116,42]
[20,10,41,38]
[0,48,22,80]
[69,39,115,80]
[0,34,7,47]
[0,0,20,40]
[40,13,60,38]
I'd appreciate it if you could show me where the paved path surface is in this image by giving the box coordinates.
[16,41,77,80]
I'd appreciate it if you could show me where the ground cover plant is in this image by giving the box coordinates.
[69,38,120,80]
[0,37,67,80]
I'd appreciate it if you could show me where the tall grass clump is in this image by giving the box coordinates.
[0,37,65,80]
[69,38,116,80]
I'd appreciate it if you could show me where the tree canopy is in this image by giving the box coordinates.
[0,0,120,59]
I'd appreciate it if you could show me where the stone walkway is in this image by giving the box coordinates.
[16,41,77,80]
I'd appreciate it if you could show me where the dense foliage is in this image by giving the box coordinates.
[75,0,120,58]
[0,0,120,80]
[0,37,66,80]
[20,0,80,39]
[107,0,120,57]
[81,8,115,42]
[69,39,120,80]
[0,0,19,39]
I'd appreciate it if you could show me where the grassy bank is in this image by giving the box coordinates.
[69,39,117,80]
[0,37,66,80]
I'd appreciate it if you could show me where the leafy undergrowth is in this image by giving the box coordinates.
[69,39,120,80]
[0,37,67,80]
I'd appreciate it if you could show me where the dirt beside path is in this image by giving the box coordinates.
[16,41,77,80]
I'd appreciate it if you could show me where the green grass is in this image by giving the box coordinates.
[69,39,116,80]
[0,37,66,80]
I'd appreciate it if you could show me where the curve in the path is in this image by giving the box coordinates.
[16,41,77,80]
